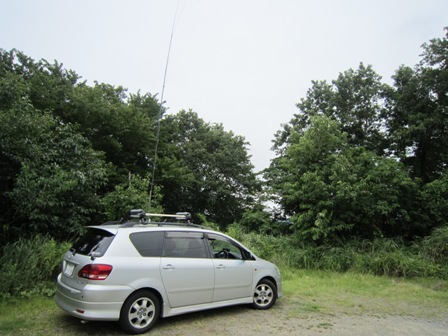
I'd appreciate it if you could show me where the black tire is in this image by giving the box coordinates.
[251,279,277,310]
[119,290,160,334]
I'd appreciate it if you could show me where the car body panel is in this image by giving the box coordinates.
[212,258,253,302]
[160,257,214,308]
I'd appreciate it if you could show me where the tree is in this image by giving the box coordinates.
[385,28,448,183]
[0,49,79,114]
[266,29,448,242]
[0,49,162,189]
[102,174,163,221]
[266,116,421,243]
[0,95,109,243]
[156,110,261,227]
[0,49,171,244]
[65,84,159,185]
[273,63,390,157]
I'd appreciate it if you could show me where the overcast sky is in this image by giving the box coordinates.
[1,0,447,171]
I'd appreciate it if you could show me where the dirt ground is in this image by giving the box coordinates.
[144,299,448,336]
[58,295,448,336]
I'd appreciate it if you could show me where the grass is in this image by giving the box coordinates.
[281,268,448,319]
[1,269,447,336]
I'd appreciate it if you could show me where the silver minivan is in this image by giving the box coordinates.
[55,212,282,334]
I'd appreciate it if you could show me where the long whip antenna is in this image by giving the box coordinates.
[148,0,182,210]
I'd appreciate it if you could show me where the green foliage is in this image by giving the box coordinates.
[226,225,448,279]
[102,175,163,220]
[196,213,220,231]
[0,236,70,298]
[420,225,448,263]
[1,29,447,259]
[0,95,109,241]
[0,50,111,242]
[158,110,261,227]
[272,63,389,155]
[421,173,448,228]
[266,30,448,242]
[65,84,158,181]
[238,207,271,232]
[267,115,422,242]
[386,28,448,183]
[0,49,261,243]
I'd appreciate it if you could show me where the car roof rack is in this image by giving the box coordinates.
[111,209,208,229]
[101,209,213,229]
[129,209,191,221]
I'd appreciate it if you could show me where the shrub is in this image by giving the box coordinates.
[419,225,448,263]
[0,236,70,298]
[226,225,448,279]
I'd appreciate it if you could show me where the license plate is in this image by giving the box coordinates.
[64,262,75,276]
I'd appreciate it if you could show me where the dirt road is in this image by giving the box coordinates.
[145,300,448,336]
[55,293,448,336]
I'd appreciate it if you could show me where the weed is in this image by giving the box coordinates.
[0,236,70,298]
[227,229,448,279]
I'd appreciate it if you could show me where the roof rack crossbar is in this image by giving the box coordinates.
[147,213,187,219]
[129,209,191,221]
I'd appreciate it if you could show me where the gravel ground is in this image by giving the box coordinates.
[58,293,448,336]
[145,300,448,336]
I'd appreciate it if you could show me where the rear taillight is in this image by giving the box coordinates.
[78,264,113,280]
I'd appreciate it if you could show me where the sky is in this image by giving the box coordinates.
[1,0,447,171]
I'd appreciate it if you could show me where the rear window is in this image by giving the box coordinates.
[130,231,164,257]
[71,228,115,257]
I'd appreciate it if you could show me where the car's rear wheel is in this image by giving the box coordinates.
[251,279,277,309]
[119,290,160,334]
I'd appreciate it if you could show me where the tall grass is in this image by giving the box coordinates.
[1,225,446,299]
[228,225,448,279]
[419,225,448,263]
[0,236,70,299]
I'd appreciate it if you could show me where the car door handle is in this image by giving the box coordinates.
[162,264,175,270]
[216,264,225,270]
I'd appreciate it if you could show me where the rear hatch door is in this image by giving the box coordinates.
[60,227,117,290]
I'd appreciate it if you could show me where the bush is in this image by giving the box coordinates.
[226,226,448,279]
[419,225,448,263]
[0,236,70,298]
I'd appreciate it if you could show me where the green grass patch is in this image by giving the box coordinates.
[0,296,60,335]
[281,268,448,318]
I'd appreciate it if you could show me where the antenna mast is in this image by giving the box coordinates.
[148,0,182,210]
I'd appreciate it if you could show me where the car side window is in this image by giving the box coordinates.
[163,232,209,258]
[129,231,164,257]
[207,233,246,260]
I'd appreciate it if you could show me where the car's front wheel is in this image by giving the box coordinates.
[119,290,160,334]
[251,279,277,309]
